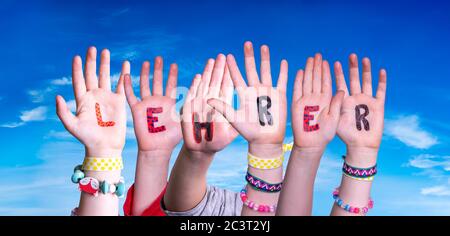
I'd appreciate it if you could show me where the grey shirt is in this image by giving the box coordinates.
[163,185,243,216]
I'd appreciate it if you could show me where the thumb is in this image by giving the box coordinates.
[328,90,345,119]
[56,95,77,133]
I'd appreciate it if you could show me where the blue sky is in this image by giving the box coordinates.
[1,0,450,215]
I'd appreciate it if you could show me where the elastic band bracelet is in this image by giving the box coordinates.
[342,162,377,178]
[332,187,374,215]
[343,173,374,182]
[72,165,125,197]
[245,172,282,193]
[240,187,276,213]
[82,157,123,171]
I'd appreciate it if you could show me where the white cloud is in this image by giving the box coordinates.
[421,186,450,196]
[20,106,47,122]
[46,130,73,139]
[66,99,77,112]
[51,77,72,86]
[28,87,53,103]
[407,154,450,171]
[385,115,438,149]
[1,106,48,128]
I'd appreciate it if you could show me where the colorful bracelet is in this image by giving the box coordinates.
[248,153,284,170]
[332,187,374,215]
[82,157,123,171]
[245,172,282,193]
[343,173,374,182]
[72,165,125,197]
[240,187,276,213]
[342,162,377,178]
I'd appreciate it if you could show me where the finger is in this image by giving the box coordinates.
[98,49,111,90]
[153,56,164,96]
[197,58,215,97]
[244,41,260,86]
[312,53,323,94]
[187,74,202,100]
[84,46,98,91]
[226,54,247,88]
[349,53,361,95]
[321,60,332,97]
[140,61,151,98]
[207,98,241,130]
[276,59,288,93]
[328,90,345,118]
[303,57,314,95]
[116,61,130,94]
[376,69,387,102]
[72,55,86,105]
[362,57,373,96]
[293,69,304,101]
[124,74,138,106]
[208,54,226,98]
[166,63,178,98]
[260,45,272,86]
[56,95,78,133]
[334,61,349,96]
[220,65,234,103]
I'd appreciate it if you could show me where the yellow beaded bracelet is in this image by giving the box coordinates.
[247,143,293,170]
[82,157,123,171]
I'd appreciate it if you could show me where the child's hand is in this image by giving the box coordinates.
[291,54,344,150]
[124,57,182,153]
[335,54,387,165]
[207,42,288,156]
[56,47,126,157]
[181,54,238,153]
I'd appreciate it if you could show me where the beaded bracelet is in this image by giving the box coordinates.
[332,187,374,215]
[72,165,125,198]
[240,187,277,213]
[245,172,283,193]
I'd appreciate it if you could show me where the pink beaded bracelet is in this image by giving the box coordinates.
[332,187,374,215]
[240,187,277,213]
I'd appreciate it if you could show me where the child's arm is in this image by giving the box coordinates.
[276,54,344,215]
[164,54,238,212]
[123,57,182,216]
[208,42,288,216]
[330,54,386,216]
[56,47,127,215]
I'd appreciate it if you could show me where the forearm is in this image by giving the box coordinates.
[77,148,122,216]
[331,147,377,216]
[242,143,283,216]
[132,150,171,216]
[276,146,324,215]
[164,145,214,212]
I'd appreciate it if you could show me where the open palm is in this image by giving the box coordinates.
[335,54,387,149]
[56,47,126,156]
[292,54,344,148]
[181,54,237,153]
[208,42,288,145]
[124,57,182,152]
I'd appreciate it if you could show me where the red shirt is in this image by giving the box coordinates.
[123,184,166,216]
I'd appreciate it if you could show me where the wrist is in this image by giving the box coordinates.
[182,145,215,162]
[85,147,122,158]
[345,146,379,168]
[248,143,283,158]
[291,145,325,161]
[138,149,172,162]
